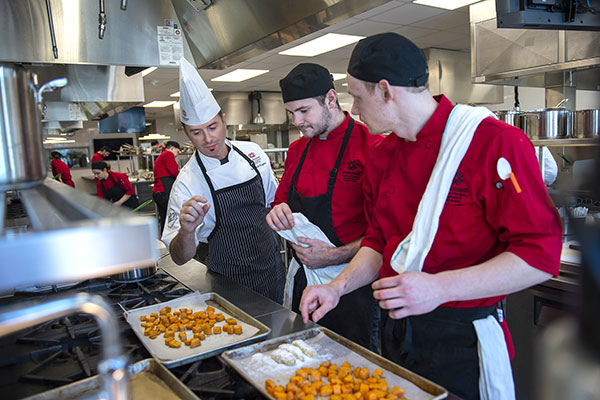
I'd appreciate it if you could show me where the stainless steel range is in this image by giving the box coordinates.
[0,270,264,400]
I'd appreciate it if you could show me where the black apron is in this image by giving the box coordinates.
[195,146,284,303]
[287,119,378,350]
[380,305,498,400]
[100,173,139,209]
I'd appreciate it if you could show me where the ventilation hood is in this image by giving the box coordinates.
[33,65,144,121]
[171,0,392,69]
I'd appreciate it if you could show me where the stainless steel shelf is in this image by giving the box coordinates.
[1,178,158,292]
[530,138,600,147]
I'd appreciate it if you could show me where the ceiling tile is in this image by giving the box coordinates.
[353,1,405,20]
[411,10,469,30]
[334,19,401,36]
[368,3,447,25]
[392,25,439,41]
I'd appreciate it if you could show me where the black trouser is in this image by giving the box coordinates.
[153,191,169,235]
[292,267,379,352]
[380,306,497,400]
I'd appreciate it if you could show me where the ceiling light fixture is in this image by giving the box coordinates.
[331,73,347,81]
[279,33,364,57]
[143,101,177,107]
[413,0,481,10]
[141,67,158,77]
[139,133,171,140]
[341,83,348,87]
[211,69,269,82]
[170,91,180,97]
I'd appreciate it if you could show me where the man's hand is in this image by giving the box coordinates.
[372,271,445,319]
[266,203,295,231]
[299,284,340,323]
[291,238,335,269]
[179,195,210,234]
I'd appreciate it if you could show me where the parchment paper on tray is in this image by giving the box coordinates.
[222,327,447,400]
[124,291,262,364]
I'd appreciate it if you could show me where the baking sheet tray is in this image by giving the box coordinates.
[124,291,271,367]
[222,327,447,400]
[23,358,199,400]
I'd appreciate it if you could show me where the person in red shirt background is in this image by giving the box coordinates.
[50,151,75,187]
[153,141,180,234]
[266,63,383,350]
[91,161,139,209]
[299,33,562,399]
[91,146,111,163]
[150,140,165,154]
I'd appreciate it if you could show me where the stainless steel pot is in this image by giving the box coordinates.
[494,110,523,127]
[574,109,599,138]
[516,108,573,139]
[0,63,67,191]
[110,263,157,282]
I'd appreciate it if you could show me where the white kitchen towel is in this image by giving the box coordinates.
[473,315,516,400]
[390,104,496,274]
[276,213,348,308]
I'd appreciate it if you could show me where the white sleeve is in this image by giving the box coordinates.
[257,148,279,206]
[535,146,558,186]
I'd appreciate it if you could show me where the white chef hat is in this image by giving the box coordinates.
[178,57,220,126]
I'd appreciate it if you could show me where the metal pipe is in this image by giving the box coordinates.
[0,293,129,400]
[120,0,128,10]
[44,0,59,58]
[98,0,107,39]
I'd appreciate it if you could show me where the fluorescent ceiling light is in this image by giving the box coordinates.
[170,91,180,97]
[44,139,75,144]
[143,101,177,107]
[279,33,364,57]
[341,83,348,87]
[139,133,171,140]
[141,67,157,77]
[45,137,68,141]
[332,73,347,81]
[413,0,481,10]
[211,69,269,82]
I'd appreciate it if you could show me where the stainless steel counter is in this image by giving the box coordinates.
[158,254,315,341]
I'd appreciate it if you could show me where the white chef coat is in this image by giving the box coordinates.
[161,140,278,247]
[535,146,558,186]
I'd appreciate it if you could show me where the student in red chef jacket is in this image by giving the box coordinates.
[91,161,139,209]
[91,146,111,163]
[153,141,180,234]
[50,151,75,187]
[266,63,383,350]
[299,33,562,400]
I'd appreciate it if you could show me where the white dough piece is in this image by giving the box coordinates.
[271,348,296,366]
[292,339,317,357]
[278,343,305,361]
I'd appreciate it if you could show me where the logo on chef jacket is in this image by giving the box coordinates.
[167,208,179,229]
[248,152,266,168]
[447,170,468,204]
[341,159,364,183]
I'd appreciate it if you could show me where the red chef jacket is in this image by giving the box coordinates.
[96,171,135,199]
[272,113,383,244]
[152,150,179,193]
[91,152,105,163]
[362,95,563,356]
[51,158,74,187]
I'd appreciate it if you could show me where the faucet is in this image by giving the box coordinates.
[0,293,129,400]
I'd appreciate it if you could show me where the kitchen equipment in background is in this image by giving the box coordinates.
[517,109,573,139]
[0,63,66,191]
[110,263,157,283]
[574,109,600,138]
[494,110,523,126]
[249,91,265,125]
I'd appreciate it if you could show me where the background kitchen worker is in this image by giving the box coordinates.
[153,140,180,234]
[50,151,75,187]
[299,33,562,400]
[150,140,165,153]
[162,58,284,304]
[91,145,111,163]
[91,161,139,209]
[266,63,383,350]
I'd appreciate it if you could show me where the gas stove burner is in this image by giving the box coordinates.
[110,273,157,284]
[170,357,262,400]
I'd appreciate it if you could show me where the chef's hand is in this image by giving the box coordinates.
[299,284,340,324]
[179,196,210,234]
[291,238,334,269]
[372,271,444,319]
[266,203,295,231]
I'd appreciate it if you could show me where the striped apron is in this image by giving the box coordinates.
[195,146,284,303]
